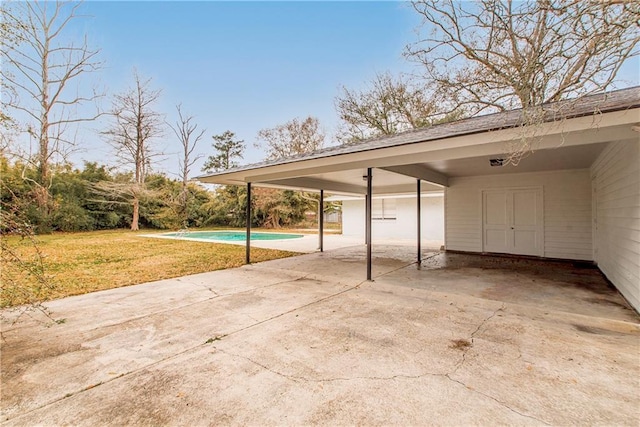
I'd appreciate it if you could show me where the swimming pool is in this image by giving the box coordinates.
[162,231,304,241]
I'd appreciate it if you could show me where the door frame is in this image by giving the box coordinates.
[481,186,544,257]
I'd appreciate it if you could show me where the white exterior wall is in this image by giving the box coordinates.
[591,140,640,311]
[342,196,444,241]
[421,197,445,241]
[445,169,593,260]
[342,200,366,239]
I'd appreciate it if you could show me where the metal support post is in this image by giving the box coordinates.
[366,168,373,281]
[319,189,324,252]
[417,179,422,269]
[246,182,251,264]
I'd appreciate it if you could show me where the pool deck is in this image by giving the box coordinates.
[144,231,444,253]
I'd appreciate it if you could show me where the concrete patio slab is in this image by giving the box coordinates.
[1,246,638,426]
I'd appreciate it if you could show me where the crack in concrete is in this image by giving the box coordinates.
[441,303,550,425]
[203,286,219,296]
[2,275,362,423]
[76,274,312,334]
[374,260,419,280]
[217,346,549,425]
[3,269,546,425]
[443,373,550,425]
[213,300,549,426]
[215,346,446,384]
[450,303,506,374]
[417,252,441,270]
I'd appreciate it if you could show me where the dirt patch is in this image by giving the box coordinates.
[294,278,329,287]
[572,324,636,336]
[449,339,472,350]
[1,336,85,381]
[566,280,617,296]
[92,370,180,426]
[222,293,266,310]
[583,297,633,310]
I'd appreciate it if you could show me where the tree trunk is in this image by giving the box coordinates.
[181,172,188,227]
[38,35,51,209]
[131,196,140,231]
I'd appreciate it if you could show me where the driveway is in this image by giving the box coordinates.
[2,246,639,426]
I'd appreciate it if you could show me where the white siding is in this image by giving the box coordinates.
[342,196,444,241]
[421,196,445,241]
[342,200,365,240]
[446,169,593,260]
[591,139,640,311]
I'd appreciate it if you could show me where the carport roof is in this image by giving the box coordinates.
[197,86,640,195]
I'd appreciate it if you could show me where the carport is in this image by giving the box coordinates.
[198,87,640,312]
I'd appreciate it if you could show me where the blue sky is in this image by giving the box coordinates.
[72,1,422,177]
[10,1,640,178]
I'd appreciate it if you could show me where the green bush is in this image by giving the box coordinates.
[50,203,94,232]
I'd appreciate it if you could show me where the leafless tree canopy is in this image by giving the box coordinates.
[103,71,164,230]
[335,72,460,143]
[0,6,19,154]
[1,0,103,203]
[257,116,325,160]
[406,0,640,114]
[168,104,205,226]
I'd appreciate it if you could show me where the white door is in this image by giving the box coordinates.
[483,191,509,253]
[483,188,543,256]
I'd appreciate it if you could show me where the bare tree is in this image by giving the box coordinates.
[1,1,103,208]
[0,177,58,322]
[335,72,461,143]
[254,116,325,228]
[0,3,20,151]
[168,104,205,227]
[202,131,245,172]
[103,71,164,231]
[406,0,640,112]
[256,116,325,160]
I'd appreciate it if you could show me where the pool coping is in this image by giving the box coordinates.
[139,231,372,253]
[140,230,309,243]
[140,231,441,254]
[139,230,326,252]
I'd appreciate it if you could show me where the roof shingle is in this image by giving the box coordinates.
[198,86,640,178]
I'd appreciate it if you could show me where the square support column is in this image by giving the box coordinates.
[246,182,251,264]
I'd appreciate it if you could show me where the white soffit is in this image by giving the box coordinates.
[260,168,444,196]
[423,141,614,177]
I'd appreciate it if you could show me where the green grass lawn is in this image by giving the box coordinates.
[1,229,300,308]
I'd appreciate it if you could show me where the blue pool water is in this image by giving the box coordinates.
[163,231,303,241]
